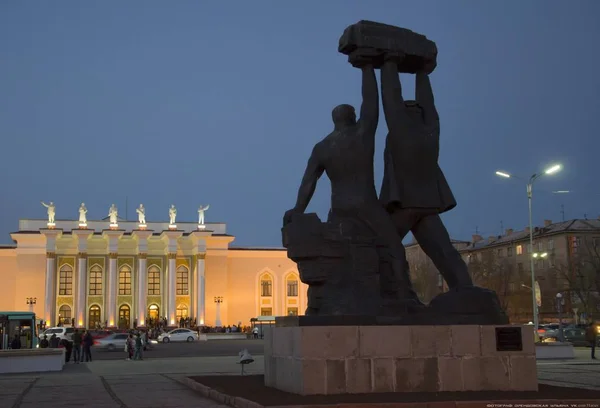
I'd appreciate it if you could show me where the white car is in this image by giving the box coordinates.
[39,327,74,341]
[94,333,129,351]
[158,329,198,343]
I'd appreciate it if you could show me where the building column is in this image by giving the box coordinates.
[45,252,56,326]
[168,252,177,325]
[161,230,183,327]
[73,229,93,328]
[77,254,87,326]
[107,252,118,327]
[103,229,123,328]
[133,229,153,327]
[196,254,206,325]
[137,254,147,325]
[41,229,62,327]
[190,231,208,326]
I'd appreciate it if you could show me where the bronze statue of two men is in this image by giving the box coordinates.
[282,22,505,323]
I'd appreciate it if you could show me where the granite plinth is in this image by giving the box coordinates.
[264,324,536,395]
[338,20,437,73]
[276,304,509,327]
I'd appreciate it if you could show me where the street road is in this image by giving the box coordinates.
[90,338,264,360]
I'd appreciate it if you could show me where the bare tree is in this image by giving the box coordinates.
[410,258,442,303]
[554,236,600,320]
[467,250,524,317]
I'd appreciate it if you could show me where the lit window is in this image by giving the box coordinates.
[148,266,161,295]
[59,265,73,295]
[176,266,189,295]
[88,305,101,328]
[119,266,132,295]
[261,279,272,297]
[260,308,272,316]
[58,305,71,325]
[516,245,523,255]
[176,304,188,319]
[287,279,298,297]
[89,265,103,295]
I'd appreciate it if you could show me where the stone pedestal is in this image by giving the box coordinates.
[264,324,537,395]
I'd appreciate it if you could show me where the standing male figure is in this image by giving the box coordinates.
[379,54,473,291]
[284,51,421,311]
[586,321,598,359]
[72,328,82,363]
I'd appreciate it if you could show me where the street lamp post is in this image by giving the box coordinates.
[496,164,561,331]
[556,293,565,342]
[214,296,223,327]
[26,297,37,313]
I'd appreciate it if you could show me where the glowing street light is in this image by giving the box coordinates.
[495,163,562,331]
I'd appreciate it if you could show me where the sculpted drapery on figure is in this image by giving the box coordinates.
[108,204,118,224]
[136,204,146,224]
[169,205,177,225]
[78,203,87,224]
[41,201,56,224]
[198,205,209,225]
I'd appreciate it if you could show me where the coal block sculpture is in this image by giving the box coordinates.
[282,20,508,325]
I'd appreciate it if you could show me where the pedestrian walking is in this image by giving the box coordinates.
[82,330,93,362]
[72,329,82,363]
[125,334,134,360]
[586,321,598,360]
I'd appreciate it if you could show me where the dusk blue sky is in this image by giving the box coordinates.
[1,1,598,247]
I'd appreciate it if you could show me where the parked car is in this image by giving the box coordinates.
[157,329,198,343]
[89,330,113,340]
[94,333,129,351]
[39,327,74,341]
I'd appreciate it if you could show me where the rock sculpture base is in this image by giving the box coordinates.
[283,213,509,325]
[264,323,537,395]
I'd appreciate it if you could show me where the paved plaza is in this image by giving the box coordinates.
[92,339,265,361]
[1,349,599,407]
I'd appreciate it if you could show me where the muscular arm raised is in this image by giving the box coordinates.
[381,59,410,132]
[415,71,439,127]
[357,64,378,138]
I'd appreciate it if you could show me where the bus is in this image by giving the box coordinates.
[0,311,39,349]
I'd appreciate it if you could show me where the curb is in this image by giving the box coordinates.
[176,378,600,408]
[177,377,263,408]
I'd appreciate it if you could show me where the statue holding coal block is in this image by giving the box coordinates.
[282,20,508,325]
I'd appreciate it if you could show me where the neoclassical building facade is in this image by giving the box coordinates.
[0,218,306,329]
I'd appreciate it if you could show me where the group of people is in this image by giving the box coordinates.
[124,332,146,361]
[39,328,94,363]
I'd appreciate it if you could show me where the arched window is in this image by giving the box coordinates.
[88,305,101,329]
[286,275,299,297]
[58,305,71,325]
[176,266,189,295]
[89,265,103,295]
[118,304,130,328]
[148,266,160,295]
[59,265,73,295]
[176,304,188,320]
[148,304,159,320]
[260,275,272,297]
[119,265,132,295]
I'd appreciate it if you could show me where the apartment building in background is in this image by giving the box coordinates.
[405,218,600,323]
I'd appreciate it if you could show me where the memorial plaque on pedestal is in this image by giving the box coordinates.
[338,20,437,73]
[495,326,523,351]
